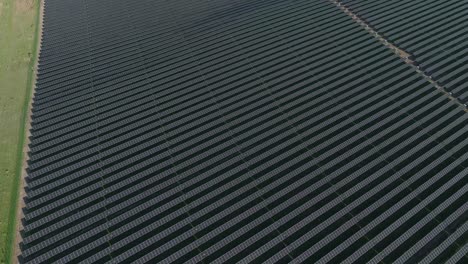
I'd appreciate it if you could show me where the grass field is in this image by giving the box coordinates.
[0,0,40,262]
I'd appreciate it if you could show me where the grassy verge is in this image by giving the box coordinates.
[0,0,40,263]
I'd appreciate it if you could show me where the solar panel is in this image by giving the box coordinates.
[21,0,468,263]
[340,0,468,105]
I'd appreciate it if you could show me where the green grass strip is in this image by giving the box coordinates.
[5,0,42,263]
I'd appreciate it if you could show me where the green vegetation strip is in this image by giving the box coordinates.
[0,0,40,263]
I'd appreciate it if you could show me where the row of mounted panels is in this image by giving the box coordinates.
[340,0,468,105]
[22,0,468,263]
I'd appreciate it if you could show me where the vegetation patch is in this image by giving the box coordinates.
[0,0,40,262]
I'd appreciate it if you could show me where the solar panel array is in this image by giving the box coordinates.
[339,0,468,105]
[21,0,468,263]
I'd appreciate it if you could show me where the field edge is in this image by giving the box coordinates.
[5,0,42,263]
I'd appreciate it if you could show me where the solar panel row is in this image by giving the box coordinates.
[21,0,468,263]
[340,0,468,105]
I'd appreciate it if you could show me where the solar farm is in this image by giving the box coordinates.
[2,0,468,263]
